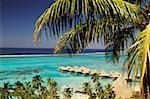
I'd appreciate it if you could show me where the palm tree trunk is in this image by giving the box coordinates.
[142,75,146,98]
[147,57,150,95]
[141,57,150,98]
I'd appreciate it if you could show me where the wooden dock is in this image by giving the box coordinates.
[58,66,140,82]
[59,66,120,79]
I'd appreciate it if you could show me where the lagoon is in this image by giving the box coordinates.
[0,53,125,89]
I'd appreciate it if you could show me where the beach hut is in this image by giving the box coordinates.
[89,70,97,75]
[59,66,69,71]
[74,66,79,70]
[59,66,64,70]
[80,66,87,70]
[74,67,83,73]
[66,66,72,69]
[68,67,74,72]
[110,72,120,78]
[100,71,111,78]
[82,69,90,75]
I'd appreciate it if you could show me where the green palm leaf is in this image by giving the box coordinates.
[34,0,146,44]
[124,22,150,96]
[55,19,139,63]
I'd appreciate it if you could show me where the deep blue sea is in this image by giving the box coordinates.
[0,48,125,90]
[0,48,111,55]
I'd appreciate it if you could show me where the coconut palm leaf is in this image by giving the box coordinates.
[0,82,13,99]
[105,25,139,62]
[124,22,150,96]
[32,75,44,90]
[62,88,73,99]
[82,82,93,96]
[54,19,139,63]
[34,0,146,44]
[124,0,147,5]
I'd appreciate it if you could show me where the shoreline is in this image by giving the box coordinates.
[0,52,108,57]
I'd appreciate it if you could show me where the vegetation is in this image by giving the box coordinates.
[34,0,150,98]
[82,75,116,99]
[0,82,13,99]
[0,75,59,99]
[62,87,73,99]
[1,75,150,99]
[0,75,116,99]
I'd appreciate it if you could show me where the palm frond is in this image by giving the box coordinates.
[124,0,148,6]
[55,19,139,63]
[34,0,146,44]
[124,22,150,96]
[55,23,92,53]
[105,25,138,62]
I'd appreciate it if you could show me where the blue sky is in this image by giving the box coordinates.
[1,0,55,48]
[0,0,103,49]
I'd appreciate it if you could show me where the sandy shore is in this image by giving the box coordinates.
[72,93,89,99]
[60,93,89,99]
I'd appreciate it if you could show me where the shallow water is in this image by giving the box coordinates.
[0,53,125,89]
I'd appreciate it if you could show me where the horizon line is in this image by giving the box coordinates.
[0,47,107,50]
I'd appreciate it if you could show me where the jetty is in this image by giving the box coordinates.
[58,66,139,82]
[59,66,120,79]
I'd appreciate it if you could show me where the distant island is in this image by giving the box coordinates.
[0,48,112,55]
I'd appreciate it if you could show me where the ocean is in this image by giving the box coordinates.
[0,48,111,55]
[0,48,125,90]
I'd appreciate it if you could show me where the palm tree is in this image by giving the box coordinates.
[47,78,54,89]
[13,81,26,99]
[92,73,99,83]
[24,82,36,99]
[34,0,150,97]
[62,87,73,99]
[104,84,115,99]
[95,81,104,98]
[47,78,59,99]
[0,82,13,99]
[39,86,48,99]
[124,23,150,98]
[32,75,44,91]
[82,82,93,99]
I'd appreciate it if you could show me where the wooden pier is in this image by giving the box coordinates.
[58,66,140,82]
[59,66,120,79]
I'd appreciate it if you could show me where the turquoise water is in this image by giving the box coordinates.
[0,53,125,89]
